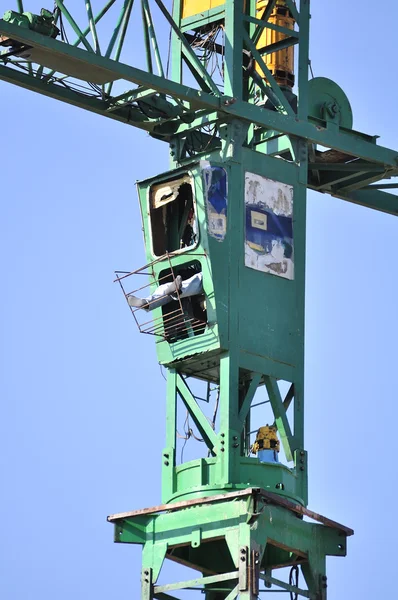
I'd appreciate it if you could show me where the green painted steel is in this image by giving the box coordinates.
[135,148,307,513]
[108,489,352,599]
[2,0,396,597]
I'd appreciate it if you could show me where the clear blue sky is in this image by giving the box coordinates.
[1,2,397,598]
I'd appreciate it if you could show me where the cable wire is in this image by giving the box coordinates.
[289,565,299,600]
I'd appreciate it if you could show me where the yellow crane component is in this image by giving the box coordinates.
[255,0,295,87]
[251,425,280,454]
[182,0,295,88]
[182,0,225,19]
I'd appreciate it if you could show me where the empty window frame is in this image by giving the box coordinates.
[149,174,198,257]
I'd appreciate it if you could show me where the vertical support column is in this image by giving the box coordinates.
[141,567,153,600]
[169,0,183,167]
[291,139,308,505]
[170,0,182,83]
[142,533,168,589]
[224,0,244,101]
[237,522,261,600]
[216,129,246,483]
[161,368,177,502]
[297,0,310,121]
[248,0,258,42]
[291,0,311,503]
[246,0,258,145]
[240,378,251,457]
[217,352,241,485]
[302,553,327,600]
[224,504,263,600]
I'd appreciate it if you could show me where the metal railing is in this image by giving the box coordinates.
[114,253,207,342]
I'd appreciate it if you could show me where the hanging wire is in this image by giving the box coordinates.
[166,0,173,79]
[4,57,104,98]
[309,59,315,79]
[52,3,60,26]
[178,382,221,462]
[189,24,224,86]
[210,387,220,430]
[207,386,220,457]
[179,411,191,463]
[59,11,69,44]
[182,21,224,155]
[289,565,299,600]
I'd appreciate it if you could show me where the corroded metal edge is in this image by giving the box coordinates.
[107,486,354,536]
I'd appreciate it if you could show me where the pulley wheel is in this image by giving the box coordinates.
[308,77,353,129]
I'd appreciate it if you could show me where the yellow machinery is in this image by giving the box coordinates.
[255,0,295,87]
[252,425,280,454]
[182,0,295,88]
[182,0,225,18]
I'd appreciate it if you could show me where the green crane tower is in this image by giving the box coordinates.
[1,1,397,598]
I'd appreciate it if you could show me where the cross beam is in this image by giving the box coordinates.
[1,18,398,170]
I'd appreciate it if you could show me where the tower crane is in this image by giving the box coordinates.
[1,2,398,598]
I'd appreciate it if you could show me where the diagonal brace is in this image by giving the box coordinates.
[154,571,239,594]
[283,383,295,412]
[152,0,220,97]
[284,0,300,24]
[54,0,94,53]
[261,574,312,599]
[224,584,239,600]
[264,376,296,461]
[341,187,398,216]
[243,31,294,116]
[2,20,397,167]
[257,35,299,56]
[247,17,299,40]
[176,374,218,453]
[37,0,118,79]
[251,0,277,46]
[238,373,262,424]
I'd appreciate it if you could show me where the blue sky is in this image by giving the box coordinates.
[1,2,397,598]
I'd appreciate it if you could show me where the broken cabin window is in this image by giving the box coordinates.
[149,175,198,257]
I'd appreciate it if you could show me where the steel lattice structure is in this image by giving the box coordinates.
[2,1,397,598]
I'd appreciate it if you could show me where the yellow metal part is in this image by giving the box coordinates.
[181,1,295,87]
[252,425,280,454]
[256,0,295,87]
[182,0,225,19]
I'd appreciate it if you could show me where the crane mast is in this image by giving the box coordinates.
[2,1,398,598]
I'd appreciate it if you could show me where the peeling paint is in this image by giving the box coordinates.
[202,165,227,242]
[151,174,191,208]
[244,172,294,280]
